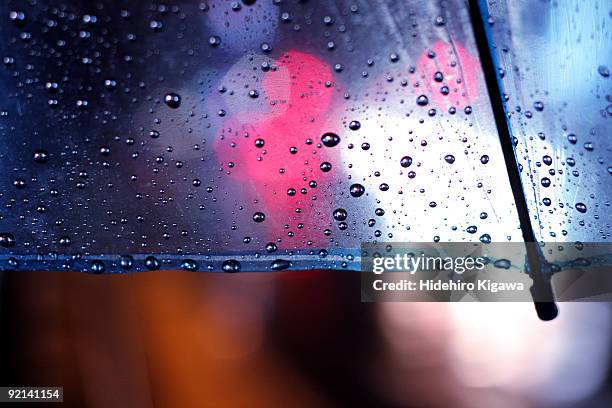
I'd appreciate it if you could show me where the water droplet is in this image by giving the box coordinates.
[8,257,19,269]
[0,233,16,248]
[444,154,455,164]
[400,156,413,168]
[9,10,26,27]
[480,155,489,164]
[164,92,181,108]
[181,259,199,271]
[533,101,544,111]
[493,259,511,269]
[598,65,610,78]
[104,78,117,90]
[149,19,163,31]
[120,255,134,270]
[13,178,26,189]
[479,234,491,244]
[271,259,291,271]
[348,120,361,130]
[253,212,266,222]
[321,132,340,147]
[222,259,241,273]
[466,225,477,234]
[320,162,332,172]
[434,15,445,26]
[90,260,105,274]
[261,42,272,53]
[33,149,49,163]
[416,95,429,106]
[567,133,577,144]
[76,99,89,110]
[349,183,365,197]
[333,208,347,221]
[208,35,221,47]
[45,82,60,93]
[145,256,160,270]
[575,202,587,213]
[541,177,551,187]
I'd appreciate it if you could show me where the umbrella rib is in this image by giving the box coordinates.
[468,0,558,320]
